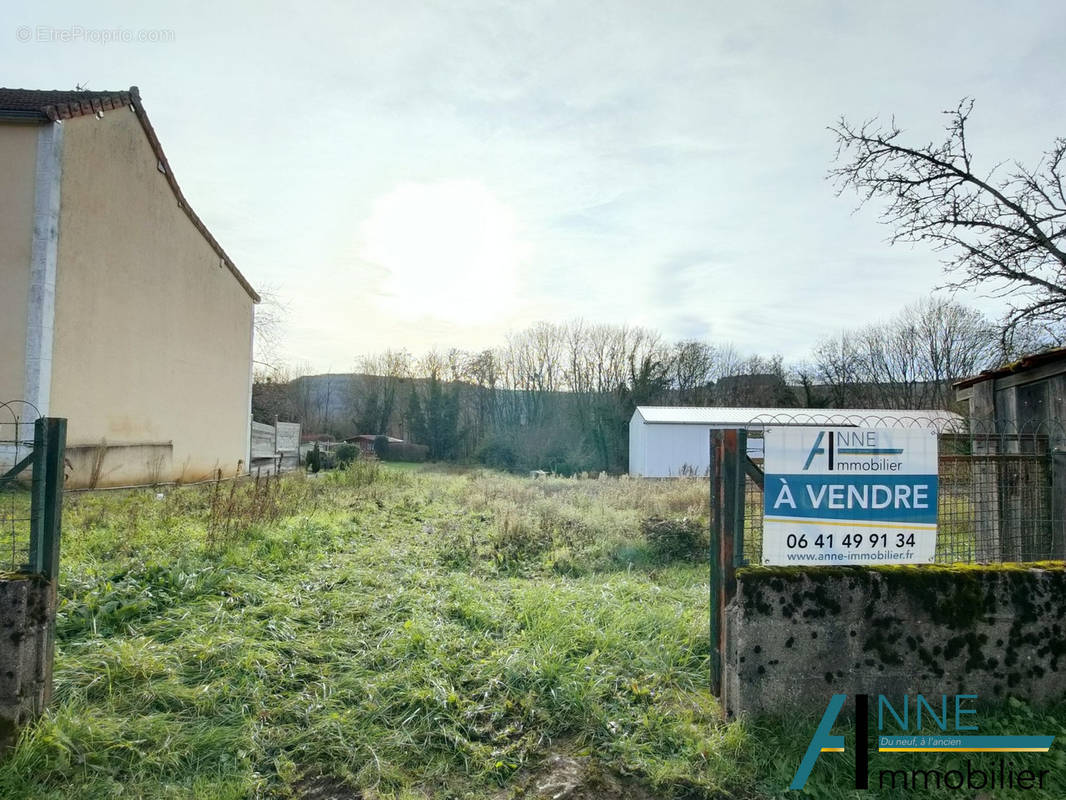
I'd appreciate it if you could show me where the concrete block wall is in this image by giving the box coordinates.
[724,565,1066,718]
[0,576,55,751]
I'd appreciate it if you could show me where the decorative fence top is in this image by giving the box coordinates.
[745,410,967,434]
[745,410,1065,440]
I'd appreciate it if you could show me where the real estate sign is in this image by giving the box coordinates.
[762,427,938,565]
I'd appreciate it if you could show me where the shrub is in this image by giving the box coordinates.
[323,458,381,487]
[477,439,517,471]
[641,516,704,562]
[492,511,551,568]
[335,443,360,466]
[207,471,316,549]
[373,435,389,459]
[543,446,598,477]
[382,442,428,462]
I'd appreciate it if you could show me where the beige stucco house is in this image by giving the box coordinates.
[0,87,258,487]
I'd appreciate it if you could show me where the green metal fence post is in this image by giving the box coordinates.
[28,419,47,574]
[27,417,65,579]
[41,418,65,580]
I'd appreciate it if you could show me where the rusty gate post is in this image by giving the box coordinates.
[711,428,744,700]
[709,430,722,695]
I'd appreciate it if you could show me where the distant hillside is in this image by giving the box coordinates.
[255,372,482,439]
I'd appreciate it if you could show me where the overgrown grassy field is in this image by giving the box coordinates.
[0,465,1062,799]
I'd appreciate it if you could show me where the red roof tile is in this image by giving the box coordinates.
[0,88,134,120]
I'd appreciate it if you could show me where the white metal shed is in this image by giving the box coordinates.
[628,406,964,477]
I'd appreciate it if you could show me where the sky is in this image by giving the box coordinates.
[3,1,1065,373]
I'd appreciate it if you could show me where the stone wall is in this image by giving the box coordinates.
[723,564,1066,718]
[0,575,55,750]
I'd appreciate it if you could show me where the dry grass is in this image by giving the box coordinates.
[2,466,1062,799]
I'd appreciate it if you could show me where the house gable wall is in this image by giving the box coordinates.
[0,125,38,406]
[50,106,254,485]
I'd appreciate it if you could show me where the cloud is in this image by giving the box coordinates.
[5,0,1064,369]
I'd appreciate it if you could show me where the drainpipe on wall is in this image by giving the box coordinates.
[245,306,255,475]
[25,121,63,417]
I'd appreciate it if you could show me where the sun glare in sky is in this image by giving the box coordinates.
[360,180,526,323]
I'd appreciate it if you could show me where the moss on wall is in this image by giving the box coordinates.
[727,563,1066,715]
[739,563,1066,631]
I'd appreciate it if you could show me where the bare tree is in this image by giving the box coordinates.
[707,342,744,401]
[714,352,793,407]
[854,319,926,408]
[320,371,334,434]
[907,297,997,407]
[354,349,412,435]
[251,362,301,423]
[671,340,715,404]
[418,349,448,380]
[792,361,832,408]
[287,360,316,428]
[812,333,868,407]
[831,99,1066,348]
[252,286,288,372]
[466,348,499,442]
[811,299,996,410]
[443,348,469,383]
[501,322,565,425]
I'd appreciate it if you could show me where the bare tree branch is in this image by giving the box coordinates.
[830,100,1066,346]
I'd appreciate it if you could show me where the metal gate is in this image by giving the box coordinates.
[708,418,1065,696]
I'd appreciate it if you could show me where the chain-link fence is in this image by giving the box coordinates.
[0,403,66,578]
[0,402,40,573]
[736,414,1065,565]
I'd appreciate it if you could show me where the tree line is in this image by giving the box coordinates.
[254,296,1019,474]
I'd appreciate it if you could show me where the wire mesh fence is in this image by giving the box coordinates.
[737,414,1065,566]
[0,402,40,573]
